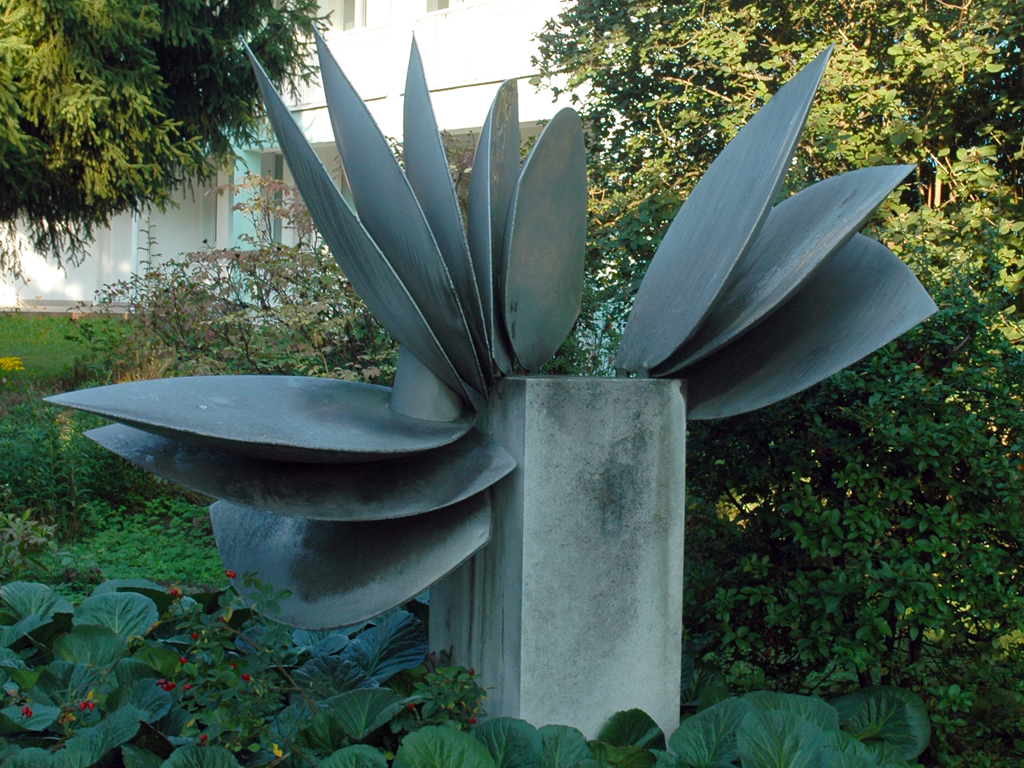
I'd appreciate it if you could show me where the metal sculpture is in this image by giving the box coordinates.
[48,41,936,629]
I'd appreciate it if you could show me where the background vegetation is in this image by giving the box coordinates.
[535,0,1024,765]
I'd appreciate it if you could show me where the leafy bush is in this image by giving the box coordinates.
[0,507,56,584]
[84,174,397,384]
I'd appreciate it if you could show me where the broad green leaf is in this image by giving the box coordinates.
[597,709,666,750]
[292,655,372,701]
[1,615,48,649]
[830,687,930,760]
[33,662,101,707]
[697,684,730,712]
[319,688,404,740]
[394,725,497,768]
[320,744,389,768]
[589,741,657,768]
[0,583,73,621]
[159,745,242,768]
[107,679,173,723]
[822,748,876,768]
[55,705,143,768]
[0,703,61,733]
[2,662,41,692]
[649,749,680,768]
[93,580,176,616]
[111,658,161,690]
[538,724,591,768]
[271,698,313,743]
[669,697,754,766]
[744,691,840,732]
[74,592,159,640]
[293,629,350,656]
[735,710,826,768]
[825,730,875,759]
[4,746,55,767]
[53,626,127,670]
[473,717,542,768]
[122,744,165,768]
[340,611,427,682]
[134,644,183,679]
[684,665,728,708]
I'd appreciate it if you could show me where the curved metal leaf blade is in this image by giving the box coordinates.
[502,107,588,371]
[88,423,515,521]
[315,31,486,396]
[48,376,474,463]
[245,47,470,404]
[617,47,834,373]
[654,164,915,374]
[682,235,937,420]
[404,39,489,380]
[467,79,520,374]
[212,493,492,629]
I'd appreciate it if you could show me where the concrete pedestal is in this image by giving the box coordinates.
[430,377,686,737]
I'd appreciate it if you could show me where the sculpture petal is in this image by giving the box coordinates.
[87,424,514,521]
[502,107,588,371]
[404,39,489,380]
[653,164,915,374]
[212,493,493,628]
[246,47,470,405]
[467,79,520,374]
[682,234,937,420]
[616,47,834,373]
[47,376,474,463]
[315,31,486,396]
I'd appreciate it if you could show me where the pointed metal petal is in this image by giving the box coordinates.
[467,79,520,374]
[246,47,470,404]
[653,164,916,374]
[47,376,474,463]
[404,39,489,380]
[681,234,937,420]
[315,31,486,396]
[502,108,588,371]
[88,423,515,521]
[212,494,492,628]
[617,46,835,373]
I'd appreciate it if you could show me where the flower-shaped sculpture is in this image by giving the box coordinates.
[48,41,935,630]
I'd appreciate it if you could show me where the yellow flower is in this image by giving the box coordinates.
[0,357,25,371]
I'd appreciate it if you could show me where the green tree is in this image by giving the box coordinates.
[537,1,1024,764]
[0,0,319,270]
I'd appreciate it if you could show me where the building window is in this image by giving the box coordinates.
[320,0,390,30]
[427,0,449,11]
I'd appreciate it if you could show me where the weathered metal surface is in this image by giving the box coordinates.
[404,39,489,380]
[87,423,515,521]
[467,79,520,374]
[653,164,916,375]
[502,108,588,371]
[390,345,464,422]
[684,234,938,420]
[246,47,471,405]
[616,47,834,374]
[47,376,474,463]
[315,31,486,397]
[212,494,493,628]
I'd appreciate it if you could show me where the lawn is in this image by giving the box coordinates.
[0,312,92,381]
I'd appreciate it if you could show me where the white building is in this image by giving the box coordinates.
[1,0,566,311]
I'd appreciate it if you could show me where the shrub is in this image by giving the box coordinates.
[85,174,397,384]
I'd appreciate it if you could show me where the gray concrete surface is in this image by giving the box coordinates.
[430,376,686,738]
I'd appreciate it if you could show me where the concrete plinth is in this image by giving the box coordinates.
[430,377,686,737]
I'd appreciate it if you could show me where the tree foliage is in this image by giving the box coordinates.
[537,1,1024,764]
[0,0,319,270]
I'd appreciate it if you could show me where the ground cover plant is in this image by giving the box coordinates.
[0,575,932,768]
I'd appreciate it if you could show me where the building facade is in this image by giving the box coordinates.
[1,0,566,311]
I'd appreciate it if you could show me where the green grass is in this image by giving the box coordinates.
[0,313,93,382]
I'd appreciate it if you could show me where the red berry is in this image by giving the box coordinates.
[180,657,188,665]
[200,734,208,743]
[191,633,199,640]
[468,668,476,676]
[163,682,176,691]
[241,673,251,681]
[183,684,193,691]
[156,679,167,686]
[408,703,416,710]
[230,663,237,669]
[470,718,477,724]
[87,702,95,711]
[78,701,87,711]
[225,570,237,579]
[170,588,182,597]
[21,706,32,717]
